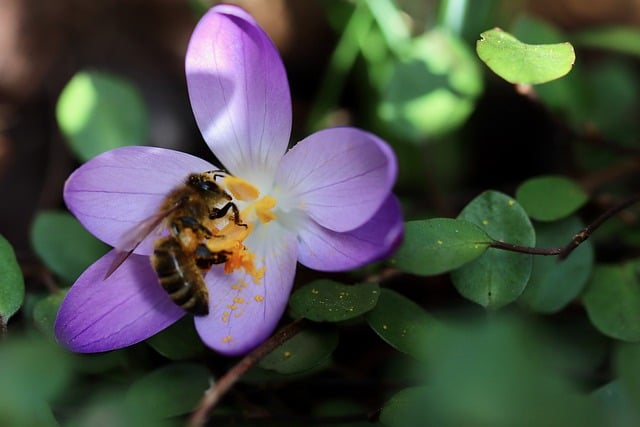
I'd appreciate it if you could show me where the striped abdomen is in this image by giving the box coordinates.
[151,237,209,316]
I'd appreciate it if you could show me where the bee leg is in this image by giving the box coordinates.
[210,202,247,228]
[173,216,214,238]
[194,243,230,270]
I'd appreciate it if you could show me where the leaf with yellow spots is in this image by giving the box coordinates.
[289,280,380,322]
[365,289,435,361]
[392,218,492,276]
[258,327,338,375]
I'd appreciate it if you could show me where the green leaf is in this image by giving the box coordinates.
[574,26,640,57]
[31,210,109,282]
[33,290,67,340]
[146,316,205,360]
[378,29,483,141]
[615,342,640,405]
[258,327,338,375]
[125,363,210,419]
[56,70,149,162]
[0,234,25,325]
[452,191,535,309]
[583,262,640,341]
[519,216,594,313]
[591,381,640,427]
[476,28,575,84]
[379,386,431,427]
[365,289,434,360]
[516,175,588,221]
[392,218,491,276]
[288,280,380,322]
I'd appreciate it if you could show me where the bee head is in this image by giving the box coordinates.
[188,173,221,194]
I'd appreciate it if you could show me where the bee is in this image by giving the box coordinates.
[105,171,246,316]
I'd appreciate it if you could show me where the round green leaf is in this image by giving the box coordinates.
[476,28,575,84]
[56,70,149,161]
[519,216,594,313]
[258,327,338,375]
[31,210,109,282]
[379,29,483,141]
[391,218,491,276]
[0,234,25,324]
[288,280,380,322]
[516,175,588,221]
[33,290,67,340]
[583,263,640,341]
[451,191,535,309]
[365,289,434,360]
[146,316,205,360]
[379,386,431,427]
[125,363,210,419]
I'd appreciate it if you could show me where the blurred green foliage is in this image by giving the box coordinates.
[6,0,640,425]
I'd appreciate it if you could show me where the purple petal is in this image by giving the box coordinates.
[297,195,404,271]
[194,227,297,356]
[186,5,292,179]
[276,127,397,232]
[64,146,215,254]
[54,250,185,353]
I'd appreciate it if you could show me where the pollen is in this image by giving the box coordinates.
[223,175,260,201]
[234,297,244,304]
[255,196,277,223]
[222,336,233,343]
[254,295,264,302]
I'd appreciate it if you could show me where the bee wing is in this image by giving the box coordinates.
[103,206,178,279]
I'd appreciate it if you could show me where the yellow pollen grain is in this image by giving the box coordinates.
[227,304,237,310]
[311,288,319,295]
[482,220,489,225]
[222,336,233,343]
[283,351,292,358]
[234,297,244,304]
[508,199,515,206]
[254,295,264,302]
[437,240,443,245]
[223,176,259,201]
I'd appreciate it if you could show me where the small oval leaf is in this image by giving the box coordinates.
[258,327,338,375]
[583,262,640,341]
[33,290,68,340]
[365,289,434,360]
[519,216,594,313]
[0,234,25,324]
[56,70,149,161]
[125,363,210,419]
[146,316,205,360]
[516,175,588,221]
[392,218,491,276]
[31,210,110,282]
[452,191,535,309]
[288,280,380,322]
[476,28,575,84]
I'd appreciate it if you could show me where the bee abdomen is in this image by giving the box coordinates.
[151,238,209,316]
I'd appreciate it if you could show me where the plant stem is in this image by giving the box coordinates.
[188,318,306,427]
[489,191,640,259]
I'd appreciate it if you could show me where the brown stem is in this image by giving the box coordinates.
[489,191,640,260]
[188,318,306,427]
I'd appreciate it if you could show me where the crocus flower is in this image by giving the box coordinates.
[54,4,402,356]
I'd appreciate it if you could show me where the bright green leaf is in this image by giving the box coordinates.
[452,191,535,309]
[583,263,640,341]
[0,234,25,325]
[258,327,338,375]
[146,316,205,360]
[379,29,483,141]
[125,363,210,419]
[31,210,109,282]
[519,216,594,313]
[365,289,434,360]
[516,175,588,221]
[289,280,380,322]
[392,218,491,276]
[476,28,575,84]
[56,70,149,161]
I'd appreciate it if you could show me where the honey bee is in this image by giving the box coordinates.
[105,171,246,316]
